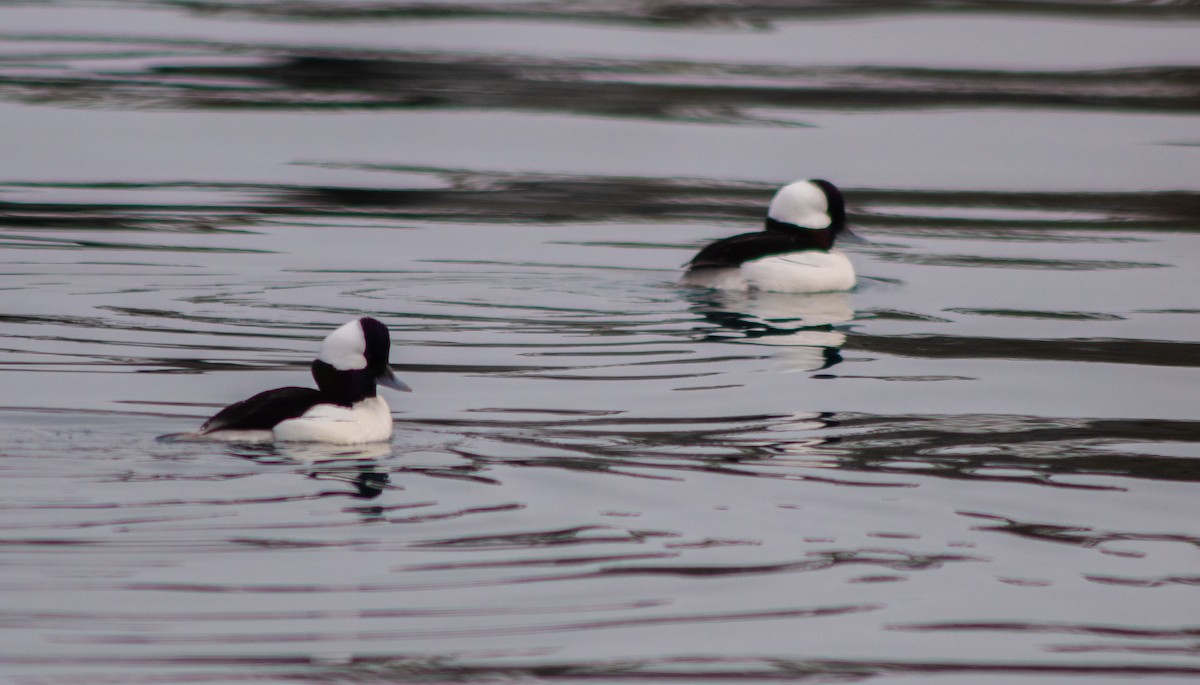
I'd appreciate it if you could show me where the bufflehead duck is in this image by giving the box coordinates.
[682,179,857,293]
[175,317,410,444]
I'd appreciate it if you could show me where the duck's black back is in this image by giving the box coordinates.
[199,387,327,433]
[687,228,833,270]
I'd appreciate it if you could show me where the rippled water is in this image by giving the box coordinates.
[2,2,1199,683]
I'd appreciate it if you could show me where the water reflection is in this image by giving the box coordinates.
[686,289,853,372]
[228,441,394,498]
[4,170,1196,231]
[3,31,1199,121]
[167,0,1200,24]
[409,408,1200,488]
[5,52,1200,121]
[825,413,1200,485]
[228,441,393,463]
[2,2,1198,681]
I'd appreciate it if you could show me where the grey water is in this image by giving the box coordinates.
[2,1,1199,683]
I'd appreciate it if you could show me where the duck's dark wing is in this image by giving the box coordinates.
[687,231,813,270]
[199,387,327,433]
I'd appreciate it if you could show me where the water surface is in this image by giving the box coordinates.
[1,2,1199,683]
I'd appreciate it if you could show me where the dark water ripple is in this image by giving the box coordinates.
[961,511,1200,549]
[3,170,1198,229]
[2,48,1198,119]
[848,333,1200,368]
[54,604,882,645]
[410,411,1200,485]
[3,654,1199,681]
[159,0,1200,24]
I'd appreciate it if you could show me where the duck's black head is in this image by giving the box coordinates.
[763,179,848,249]
[310,317,411,405]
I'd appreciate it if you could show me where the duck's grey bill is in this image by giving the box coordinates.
[840,227,869,244]
[379,369,413,392]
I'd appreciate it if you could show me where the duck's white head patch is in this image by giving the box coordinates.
[317,319,368,371]
[767,180,832,230]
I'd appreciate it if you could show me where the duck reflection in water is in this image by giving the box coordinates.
[687,289,854,372]
[229,441,394,499]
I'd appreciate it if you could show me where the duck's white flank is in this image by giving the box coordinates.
[685,250,856,293]
[741,249,856,293]
[273,396,394,444]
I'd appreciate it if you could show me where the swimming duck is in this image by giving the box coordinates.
[177,317,410,444]
[682,179,856,293]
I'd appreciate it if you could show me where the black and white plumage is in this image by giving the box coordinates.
[177,317,410,444]
[681,179,857,293]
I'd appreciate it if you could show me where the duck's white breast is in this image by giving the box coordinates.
[273,396,394,444]
[740,249,856,293]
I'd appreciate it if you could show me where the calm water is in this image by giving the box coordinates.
[2,2,1199,683]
